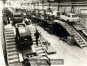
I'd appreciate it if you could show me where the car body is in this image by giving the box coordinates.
[18,8,26,15]
[15,23,33,50]
[60,13,80,22]
[12,12,23,23]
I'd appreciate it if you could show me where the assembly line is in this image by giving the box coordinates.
[1,0,87,66]
[2,6,87,66]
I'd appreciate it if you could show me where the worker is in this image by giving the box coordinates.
[34,30,40,46]
[25,17,29,24]
[23,17,31,25]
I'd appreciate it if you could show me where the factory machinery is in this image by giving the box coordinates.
[4,23,51,66]
[3,8,51,66]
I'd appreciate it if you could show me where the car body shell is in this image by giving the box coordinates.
[60,13,80,22]
[15,23,33,47]
[12,12,23,23]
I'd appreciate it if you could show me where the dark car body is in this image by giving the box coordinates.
[15,23,33,50]
[12,12,23,24]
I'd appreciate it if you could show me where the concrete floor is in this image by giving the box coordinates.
[36,25,87,66]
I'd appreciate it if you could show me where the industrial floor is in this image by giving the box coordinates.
[36,25,87,66]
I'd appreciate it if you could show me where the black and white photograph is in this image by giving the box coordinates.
[0,0,87,66]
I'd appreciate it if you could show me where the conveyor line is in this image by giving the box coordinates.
[28,25,47,56]
[54,20,87,48]
[4,27,22,66]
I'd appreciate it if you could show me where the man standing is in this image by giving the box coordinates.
[34,30,40,46]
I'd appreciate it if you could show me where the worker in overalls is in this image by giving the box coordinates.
[34,30,40,46]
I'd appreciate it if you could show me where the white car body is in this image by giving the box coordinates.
[60,13,80,22]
